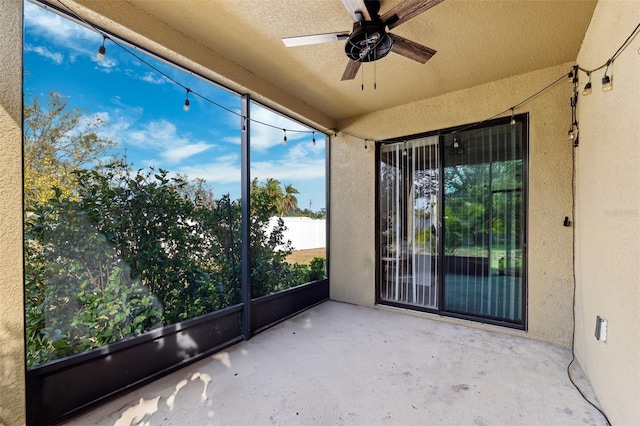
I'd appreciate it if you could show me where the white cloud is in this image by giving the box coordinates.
[75,111,110,134]
[95,57,118,71]
[251,157,325,183]
[249,107,310,151]
[222,136,241,145]
[24,2,96,44]
[141,72,168,85]
[175,158,241,184]
[24,2,118,68]
[24,44,64,64]
[162,142,214,163]
[95,111,134,143]
[172,149,324,187]
[100,116,216,165]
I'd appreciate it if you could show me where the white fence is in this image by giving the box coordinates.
[267,216,326,251]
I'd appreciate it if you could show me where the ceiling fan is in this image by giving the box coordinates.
[282,0,444,81]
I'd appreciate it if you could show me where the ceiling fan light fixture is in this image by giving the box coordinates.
[345,21,393,62]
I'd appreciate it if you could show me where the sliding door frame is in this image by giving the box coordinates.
[376,114,529,330]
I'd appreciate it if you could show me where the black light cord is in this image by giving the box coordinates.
[578,22,640,74]
[567,140,611,426]
[563,21,640,425]
[40,1,640,148]
[51,0,320,137]
[452,73,569,136]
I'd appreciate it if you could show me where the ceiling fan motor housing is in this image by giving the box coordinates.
[345,21,393,62]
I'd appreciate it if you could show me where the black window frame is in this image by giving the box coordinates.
[375,114,529,330]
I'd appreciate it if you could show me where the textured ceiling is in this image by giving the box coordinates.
[71,0,596,124]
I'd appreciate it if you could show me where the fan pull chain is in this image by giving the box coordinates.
[374,61,377,90]
[361,63,364,91]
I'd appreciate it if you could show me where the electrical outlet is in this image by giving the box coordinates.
[595,316,607,341]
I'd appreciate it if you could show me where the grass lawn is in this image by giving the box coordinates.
[286,247,326,265]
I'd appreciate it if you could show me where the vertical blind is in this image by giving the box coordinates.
[378,120,525,325]
[379,136,439,309]
[442,123,524,323]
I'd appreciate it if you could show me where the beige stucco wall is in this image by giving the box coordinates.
[574,1,640,424]
[331,63,576,347]
[0,1,26,425]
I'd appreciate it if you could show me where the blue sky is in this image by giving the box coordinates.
[23,0,326,211]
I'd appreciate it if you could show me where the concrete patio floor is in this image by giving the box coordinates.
[65,301,607,426]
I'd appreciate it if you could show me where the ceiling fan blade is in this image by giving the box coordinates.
[341,60,362,80]
[381,0,445,30]
[282,32,350,47]
[341,0,371,22]
[389,33,436,63]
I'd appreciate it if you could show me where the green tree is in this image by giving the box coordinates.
[282,183,299,215]
[23,92,318,367]
[24,183,163,366]
[23,91,116,206]
[443,164,491,254]
[251,178,301,216]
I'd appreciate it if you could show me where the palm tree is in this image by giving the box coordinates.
[264,178,284,212]
[282,183,299,216]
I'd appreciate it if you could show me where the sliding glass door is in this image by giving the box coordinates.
[377,118,526,327]
[379,136,439,309]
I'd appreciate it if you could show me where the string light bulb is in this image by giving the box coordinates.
[283,129,288,145]
[582,73,592,96]
[568,66,578,84]
[183,88,191,111]
[97,35,106,60]
[602,61,613,92]
[312,132,316,146]
[601,74,613,92]
[510,108,516,125]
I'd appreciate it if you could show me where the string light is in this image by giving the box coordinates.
[364,139,368,150]
[510,108,516,125]
[283,129,288,145]
[312,132,316,146]
[97,35,106,60]
[183,88,191,111]
[582,73,592,96]
[569,69,579,146]
[568,66,578,84]
[54,0,640,149]
[601,60,613,92]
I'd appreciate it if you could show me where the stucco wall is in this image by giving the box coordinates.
[329,135,377,305]
[0,1,25,425]
[331,63,575,347]
[574,1,640,424]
